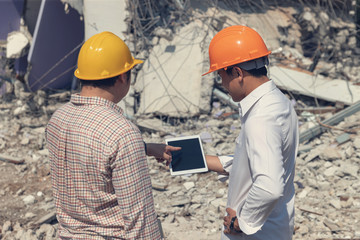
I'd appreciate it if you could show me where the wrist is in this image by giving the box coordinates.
[229,216,236,231]
[230,216,242,233]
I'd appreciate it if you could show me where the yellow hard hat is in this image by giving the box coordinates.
[74,31,143,80]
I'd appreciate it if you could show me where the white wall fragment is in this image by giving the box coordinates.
[6,31,29,59]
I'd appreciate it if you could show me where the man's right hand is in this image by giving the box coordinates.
[145,143,181,166]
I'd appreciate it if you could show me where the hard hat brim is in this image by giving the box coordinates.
[75,58,143,80]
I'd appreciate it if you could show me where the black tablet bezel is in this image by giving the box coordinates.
[165,135,208,176]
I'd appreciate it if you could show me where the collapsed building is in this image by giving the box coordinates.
[1,0,360,117]
[0,0,360,239]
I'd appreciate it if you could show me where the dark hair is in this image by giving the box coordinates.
[245,67,267,77]
[79,70,131,88]
[225,65,267,78]
[80,76,118,88]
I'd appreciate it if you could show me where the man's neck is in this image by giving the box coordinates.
[80,86,118,103]
[245,75,269,96]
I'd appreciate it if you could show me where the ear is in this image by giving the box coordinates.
[119,73,128,84]
[233,66,244,79]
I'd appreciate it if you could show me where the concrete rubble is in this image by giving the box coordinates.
[1,0,360,240]
[134,20,212,117]
[128,0,360,118]
[270,66,360,105]
[6,32,29,59]
[0,81,359,240]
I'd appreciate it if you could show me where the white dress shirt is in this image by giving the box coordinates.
[219,80,299,240]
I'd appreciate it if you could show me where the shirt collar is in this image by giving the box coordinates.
[70,93,123,114]
[239,80,277,117]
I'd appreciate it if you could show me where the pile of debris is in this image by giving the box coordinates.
[0,0,360,239]
[0,82,360,240]
[1,0,360,119]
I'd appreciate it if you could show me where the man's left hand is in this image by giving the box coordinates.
[223,208,242,235]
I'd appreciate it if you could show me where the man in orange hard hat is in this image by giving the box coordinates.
[46,31,180,239]
[204,26,299,240]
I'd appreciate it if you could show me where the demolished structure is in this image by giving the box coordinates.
[0,0,360,239]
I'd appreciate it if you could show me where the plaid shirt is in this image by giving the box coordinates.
[46,94,161,239]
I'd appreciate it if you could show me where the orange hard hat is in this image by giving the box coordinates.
[202,25,271,76]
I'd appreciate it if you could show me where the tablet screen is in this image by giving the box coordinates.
[165,135,208,175]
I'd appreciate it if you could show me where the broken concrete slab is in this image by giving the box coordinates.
[152,181,168,191]
[136,118,173,136]
[34,211,56,226]
[134,20,212,117]
[335,133,351,145]
[239,8,296,51]
[6,31,29,59]
[0,153,24,164]
[82,0,127,40]
[270,65,360,105]
[208,6,297,52]
[323,218,341,232]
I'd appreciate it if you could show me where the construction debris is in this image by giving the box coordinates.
[271,66,360,105]
[0,1,359,240]
[0,153,24,164]
[6,31,29,59]
[134,21,212,117]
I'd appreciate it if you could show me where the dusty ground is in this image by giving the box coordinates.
[0,86,359,240]
[1,104,360,239]
[0,161,52,225]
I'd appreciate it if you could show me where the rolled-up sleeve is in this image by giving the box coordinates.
[217,155,234,182]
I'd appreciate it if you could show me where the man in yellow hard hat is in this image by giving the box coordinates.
[46,31,180,239]
[203,26,299,240]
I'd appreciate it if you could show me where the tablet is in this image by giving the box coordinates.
[165,135,208,176]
